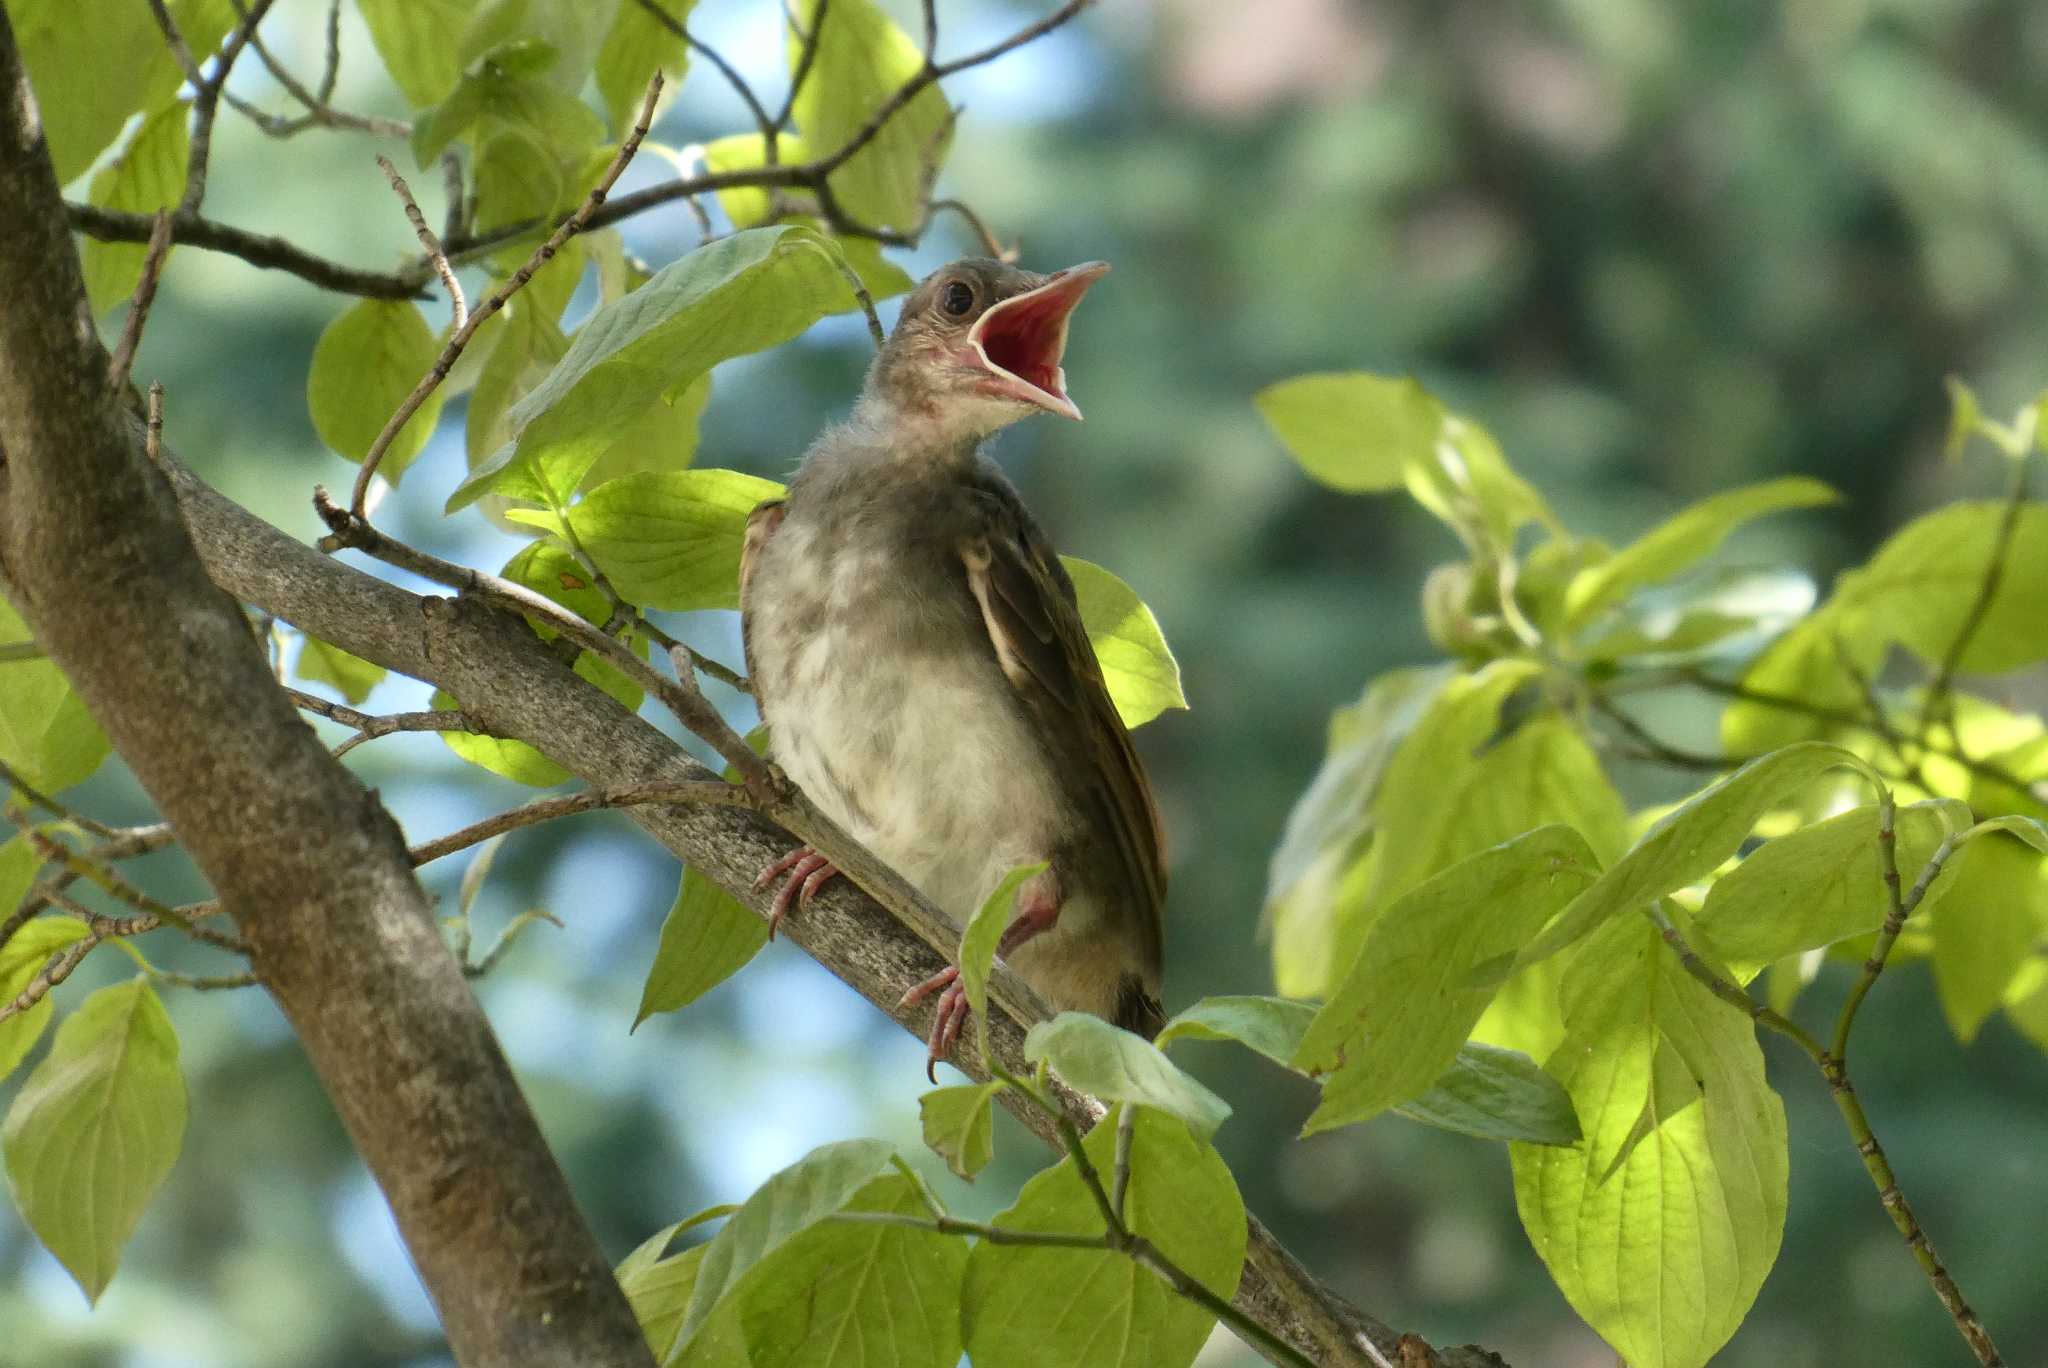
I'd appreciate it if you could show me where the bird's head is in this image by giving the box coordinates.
[861,257,1109,443]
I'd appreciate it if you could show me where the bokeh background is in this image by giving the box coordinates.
[7,1,2048,1364]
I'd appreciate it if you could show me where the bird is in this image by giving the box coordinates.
[738,257,1166,1079]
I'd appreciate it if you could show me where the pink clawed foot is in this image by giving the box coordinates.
[753,845,840,940]
[898,965,971,1082]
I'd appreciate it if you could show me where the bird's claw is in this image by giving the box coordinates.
[753,845,840,939]
[899,965,971,1082]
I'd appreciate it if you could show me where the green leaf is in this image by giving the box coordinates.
[959,863,1045,1024]
[634,867,766,1026]
[595,0,691,135]
[1718,606,1876,755]
[1155,994,1315,1067]
[1022,1013,1230,1139]
[1393,1042,1580,1146]
[1964,813,2048,852]
[1254,371,1443,493]
[0,598,110,793]
[1264,666,1452,998]
[1295,826,1601,1135]
[358,0,476,108]
[734,1173,968,1368]
[788,0,954,232]
[962,1107,1245,1368]
[1346,662,1631,989]
[1058,557,1185,729]
[622,1241,707,1360]
[1694,801,1956,967]
[1840,503,2048,675]
[1404,416,1555,554]
[673,1138,898,1355]
[295,634,387,706]
[1932,833,2048,1043]
[449,225,850,512]
[919,1082,1003,1181]
[1942,376,1983,463]
[581,373,711,490]
[415,49,606,168]
[1562,477,1838,629]
[3,979,187,1303]
[307,299,447,484]
[566,469,788,611]
[11,0,230,185]
[1506,742,1876,977]
[81,103,189,316]
[465,278,574,472]
[1512,916,1787,1368]
[0,915,91,1082]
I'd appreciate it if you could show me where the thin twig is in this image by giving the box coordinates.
[1831,813,1957,1065]
[284,685,491,756]
[377,156,465,330]
[227,0,409,137]
[775,0,834,137]
[1588,695,1741,774]
[107,211,175,392]
[177,0,280,215]
[347,73,665,515]
[441,150,466,245]
[407,780,752,867]
[0,758,125,838]
[0,642,46,663]
[0,935,101,1027]
[631,0,775,142]
[67,202,430,299]
[930,198,1011,259]
[316,0,342,103]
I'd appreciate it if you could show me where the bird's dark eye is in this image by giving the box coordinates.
[941,280,975,316]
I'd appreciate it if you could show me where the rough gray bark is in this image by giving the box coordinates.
[0,15,652,1368]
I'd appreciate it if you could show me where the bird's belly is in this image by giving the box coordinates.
[767,625,1061,924]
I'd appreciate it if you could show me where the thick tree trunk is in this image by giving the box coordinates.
[0,14,653,1367]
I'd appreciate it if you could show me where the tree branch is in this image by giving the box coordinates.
[0,17,653,1365]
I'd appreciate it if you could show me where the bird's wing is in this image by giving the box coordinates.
[957,493,1167,987]
[737,498,786,680]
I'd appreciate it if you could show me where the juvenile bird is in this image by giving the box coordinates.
[739,258,1166,1078]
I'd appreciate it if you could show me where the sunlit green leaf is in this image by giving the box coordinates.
[307,299,447,483]
[1563,478,1838,629]
[1405,415,1555,555]
[1254,371,1442,493]
[1843,502,2048,675]
[735,1174,967,1368]
[635,867,766,1026]
[449,226,850,511]
[1394,1042,1579,1146]
[962,1107,1245,1368]
[1695,800,1956,967]
[1296,826,1600,1135]
[12,0,230,185]
[295,635,387,707]
[1512,916,1786,1368]
[1718,606,1875,756]
[360,0,480,108]
[1507,743,1876,976]
[959,863,1045,1026]
[1932,833,2048,1042]
[622,1240,707,1360]
[919,1082,1003,1180]
[81,103,188,316]
[0,914,90,1082]
[1022,1013,1230,1138]
[673,1139,898,1356]
[1156,994,1315,1066]
[567,469,787,611]
[0,599,110,794]
[704,131,811,230]
[788,0,953,231]
[3,979,187,1303]
[595,0,691,135]
[581,374,711,490]
[1059,557,1185,729]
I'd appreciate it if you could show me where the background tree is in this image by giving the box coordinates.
[2,2,2045,1367]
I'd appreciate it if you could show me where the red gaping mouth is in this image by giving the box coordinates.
[965,261,1110,420]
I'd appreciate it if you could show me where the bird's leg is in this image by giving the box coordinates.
[900,871,1063,1081]
[752,845,840,939]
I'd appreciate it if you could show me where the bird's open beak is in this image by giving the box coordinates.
[966,261,1110,421]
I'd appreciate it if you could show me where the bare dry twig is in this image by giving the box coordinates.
[106,210,174,392]
[346,74,665,515]
[376,155,466,330]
